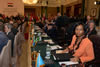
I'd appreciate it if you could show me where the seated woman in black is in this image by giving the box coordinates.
[87,20,97,37]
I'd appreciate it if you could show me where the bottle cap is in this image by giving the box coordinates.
[39,50,40,53]
[47,44,49,46]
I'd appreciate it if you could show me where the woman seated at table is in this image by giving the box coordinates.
[62,22,95,64]
[87,20,97,37]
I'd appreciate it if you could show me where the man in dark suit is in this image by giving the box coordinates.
[0,22,8,53]
[87,20,97,37]
[4,23,15,56]
[4,23,15,40]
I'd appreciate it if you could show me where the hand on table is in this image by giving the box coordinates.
[70,56,80,62]
[62,48,69,53]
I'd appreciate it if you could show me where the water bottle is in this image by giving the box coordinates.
[36,35,39,41]
[45,44,51,59]
[32,28,34,35]
[38,32,42,41]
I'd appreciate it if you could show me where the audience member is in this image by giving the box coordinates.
[0,22,8,53]
[62,22,95,64]
[57,12,61,17]
[4,23,15,56]
[87,20,97,37]
[12,23,18,35]
[86,15,91,24]
[4,23,15,40]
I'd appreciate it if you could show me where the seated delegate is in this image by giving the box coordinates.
[62,22,95,65]
[87,20,97,37]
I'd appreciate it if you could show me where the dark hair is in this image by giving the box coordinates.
[71,22,89,54]
[4,23,13,29]
[73,22,89,36]
[88,20,95,26]
[0,22,4,31]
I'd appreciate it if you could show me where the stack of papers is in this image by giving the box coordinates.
[50,45,62,50]
[41,34,48,37]
[59,61,79,65]
[44,39,54,44]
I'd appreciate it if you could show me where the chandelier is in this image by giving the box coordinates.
[23,0,38,4]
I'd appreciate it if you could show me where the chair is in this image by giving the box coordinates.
[11,32,19,67]
[56,28,66,46]
[8,40,12,66]
[86,35,100,67]
[13,31,25,56]
[0,44,7,66]
[16,32,25,56]
[0,40,11,67]
[12,31,25,67]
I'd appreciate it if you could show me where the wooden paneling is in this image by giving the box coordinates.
[24,8,35,15]
[74,4,82,17]
[66,6,71,17]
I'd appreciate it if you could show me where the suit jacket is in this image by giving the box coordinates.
[7,31,15,40]
[68,35,95,63]
[11,28,18,35]
[88,28,97,37]
[0,31,8,53]
[7,31,15,56]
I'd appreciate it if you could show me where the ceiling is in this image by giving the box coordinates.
[24,0,78,7]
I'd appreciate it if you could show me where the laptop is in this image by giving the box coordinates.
[53,53,73,62]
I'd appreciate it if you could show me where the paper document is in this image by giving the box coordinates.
[50,45,62,50]
[56,50,63,54]
[41,34,48,37]
[59,61,79,65]
[44,39,54,44]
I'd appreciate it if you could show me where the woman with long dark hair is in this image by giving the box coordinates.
[62,22,95,65]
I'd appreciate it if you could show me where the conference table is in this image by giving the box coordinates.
[30,25,79,67]
[31,34,60,67]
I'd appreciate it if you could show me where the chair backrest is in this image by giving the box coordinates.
[13,33,19,57]
[22,22,26,33]
[12,32,25,67]
[11,33,19,67]
[0,44,7,66]
[0,40,11,67]
[89,35,100,60]
[8,40,11,65]
[13,32,25,57]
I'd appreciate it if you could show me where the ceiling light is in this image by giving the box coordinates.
[94,1,97,5]
[23,0,38,4]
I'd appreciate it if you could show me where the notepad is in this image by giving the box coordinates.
[56,50,63,53]
[59,61,79,65]
[50,45,62,50]
[44,39,54,44]
[56,50,68,54]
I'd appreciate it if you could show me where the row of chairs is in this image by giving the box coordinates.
[0,40,11,67]
[12,25,25,67]
[0,23,26,67]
